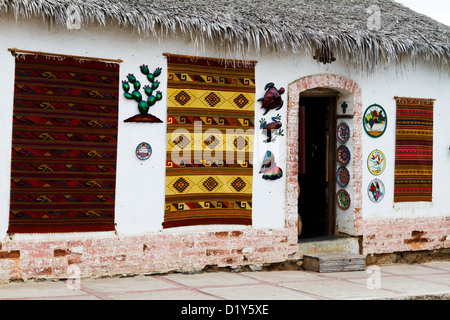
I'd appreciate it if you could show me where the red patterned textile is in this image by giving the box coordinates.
[394,97,434,203]
[8,54,119,233]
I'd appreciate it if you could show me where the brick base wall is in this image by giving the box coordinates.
[362,216,450,255]
[1,217,448,283]
[0,228,298,283]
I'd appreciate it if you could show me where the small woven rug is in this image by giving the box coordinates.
[8,54,119,233]
[164,54,255,228]
[394,97,434,203]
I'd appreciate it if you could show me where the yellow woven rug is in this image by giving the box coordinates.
[163,54,255,228]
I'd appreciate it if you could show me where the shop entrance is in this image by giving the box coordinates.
[298,90,337,239]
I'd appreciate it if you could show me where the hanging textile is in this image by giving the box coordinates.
[394,97,434,203]
[8,53,120,233]
[164,54,255,228]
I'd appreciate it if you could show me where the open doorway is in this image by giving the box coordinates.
[298,90,338,239]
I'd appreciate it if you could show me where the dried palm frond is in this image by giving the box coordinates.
[1,0,449,73]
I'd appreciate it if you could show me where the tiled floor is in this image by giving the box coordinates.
[0,261,449,300]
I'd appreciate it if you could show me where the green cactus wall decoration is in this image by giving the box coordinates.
[122,65,164,123]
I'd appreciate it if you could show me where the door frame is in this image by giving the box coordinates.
[285,74,364,237]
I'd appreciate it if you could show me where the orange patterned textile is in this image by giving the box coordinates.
[163,54,256,228]
[394,97,434,203]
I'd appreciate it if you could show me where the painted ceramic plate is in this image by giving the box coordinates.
[336,166,350,188]
[136,142,152,160]
[363,104,387,138]
[336,189,351,210]
[336,122,350,144]
[367,149,386,176]
[337,145,351,166]
[368,179,385,203]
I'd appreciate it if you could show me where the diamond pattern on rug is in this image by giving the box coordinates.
[202,177,220,191]
[204,92,222,107]
[230,177,247,192]
[172,177,191,193]
[174,90,192,105]
[233,94,250,109]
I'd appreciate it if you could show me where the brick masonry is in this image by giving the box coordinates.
[362,216,450,255]
[0,73,448,283]
[0,229,298,283]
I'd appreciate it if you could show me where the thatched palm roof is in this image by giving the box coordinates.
[1,0,449,72]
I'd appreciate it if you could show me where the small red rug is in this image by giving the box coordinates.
[394,97,434,203]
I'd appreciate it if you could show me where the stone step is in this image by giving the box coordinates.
[293,235,360,260]
[303,252,366,273]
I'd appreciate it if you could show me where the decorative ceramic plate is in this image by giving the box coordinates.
[336,189,351,210]
[363,104,387,138]
[135,142,152,160]
[368,179,385,203]
[367,149,386,176]
[337,145,351,166]
[336,122,350,144]
[336,166,350,188]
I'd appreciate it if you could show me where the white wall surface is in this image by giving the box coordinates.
[0,14,449,240]
[359,62,450,221]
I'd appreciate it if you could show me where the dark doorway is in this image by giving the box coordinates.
[298,94,337,239]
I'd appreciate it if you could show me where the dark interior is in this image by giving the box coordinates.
[298,96,335,239]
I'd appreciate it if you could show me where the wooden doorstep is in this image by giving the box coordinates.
[303,252,366,273]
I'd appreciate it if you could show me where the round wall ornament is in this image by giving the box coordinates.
[336,166,350,188]
[336,122,350,144]
[363,104,387,138]
[337,145,351,166]
[136,142,152,160]
[368,179,385,203]
[336,189,351,210]
[367,149,386,176]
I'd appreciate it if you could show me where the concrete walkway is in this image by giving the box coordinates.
[0,261,449,301]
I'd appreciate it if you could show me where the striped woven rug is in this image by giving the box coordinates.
[8,54,119,233]
[163,54,255,228]
[394,97,434,203]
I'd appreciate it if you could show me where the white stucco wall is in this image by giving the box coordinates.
[357,62,450,222]
[0,14,449,240]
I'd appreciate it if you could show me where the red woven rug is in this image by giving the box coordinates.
[8,54,119,233]
[394,97,434,203]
